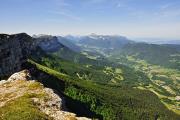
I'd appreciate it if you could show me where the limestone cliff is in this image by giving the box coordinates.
[0,70,91,120]
[0,33,66,78]
[0,33,36,78]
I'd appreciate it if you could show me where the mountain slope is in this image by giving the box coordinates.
[27,60,180,120]
[57,36,81,52]
[113,43,180,69]
[68,34,133,55]
[35,35,65,52]
[34,35,105,66]
[108,43,180,115]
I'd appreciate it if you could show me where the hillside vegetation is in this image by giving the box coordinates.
[28,56,180,120]
[27,36,180,119]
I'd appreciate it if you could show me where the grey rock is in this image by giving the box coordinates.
[0,33,36,77]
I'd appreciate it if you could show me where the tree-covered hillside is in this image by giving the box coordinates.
[28,41,180,119]
[113,43,180,70]
[27,59,180,120]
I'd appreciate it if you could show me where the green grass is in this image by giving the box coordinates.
[0,93,51,120]
[28,82,44,90]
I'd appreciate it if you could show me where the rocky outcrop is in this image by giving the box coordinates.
[0,33,36,78]
[0,33,70,78]
[0,70,91,120]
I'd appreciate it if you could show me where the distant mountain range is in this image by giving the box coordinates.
[133,38,180,45]
[65,34,133,49]
[151,40,180,45]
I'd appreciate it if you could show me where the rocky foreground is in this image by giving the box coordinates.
[0,70,91,120]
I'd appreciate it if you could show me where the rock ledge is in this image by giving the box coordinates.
[0,70,91,120]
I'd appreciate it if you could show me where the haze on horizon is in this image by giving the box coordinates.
[0,0,180,40]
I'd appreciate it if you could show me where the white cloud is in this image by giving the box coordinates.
[47,0,82,21]
[49,11,82,21]
[160,3,172,10]
[156,1,180,17]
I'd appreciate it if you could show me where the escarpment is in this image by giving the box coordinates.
[0,33,92,120]
[0,33,66,78]
[0,33,36,78]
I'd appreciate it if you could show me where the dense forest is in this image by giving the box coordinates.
[28,59,180,120]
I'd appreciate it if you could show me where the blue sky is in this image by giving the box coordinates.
[0,0,180,39]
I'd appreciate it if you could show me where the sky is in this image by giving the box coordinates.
[0,0,180,39]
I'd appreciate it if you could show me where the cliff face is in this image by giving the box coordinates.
[0,70,90,120]
[0,33,91,120]
[0,33,68,78]
[0,33,36,78]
